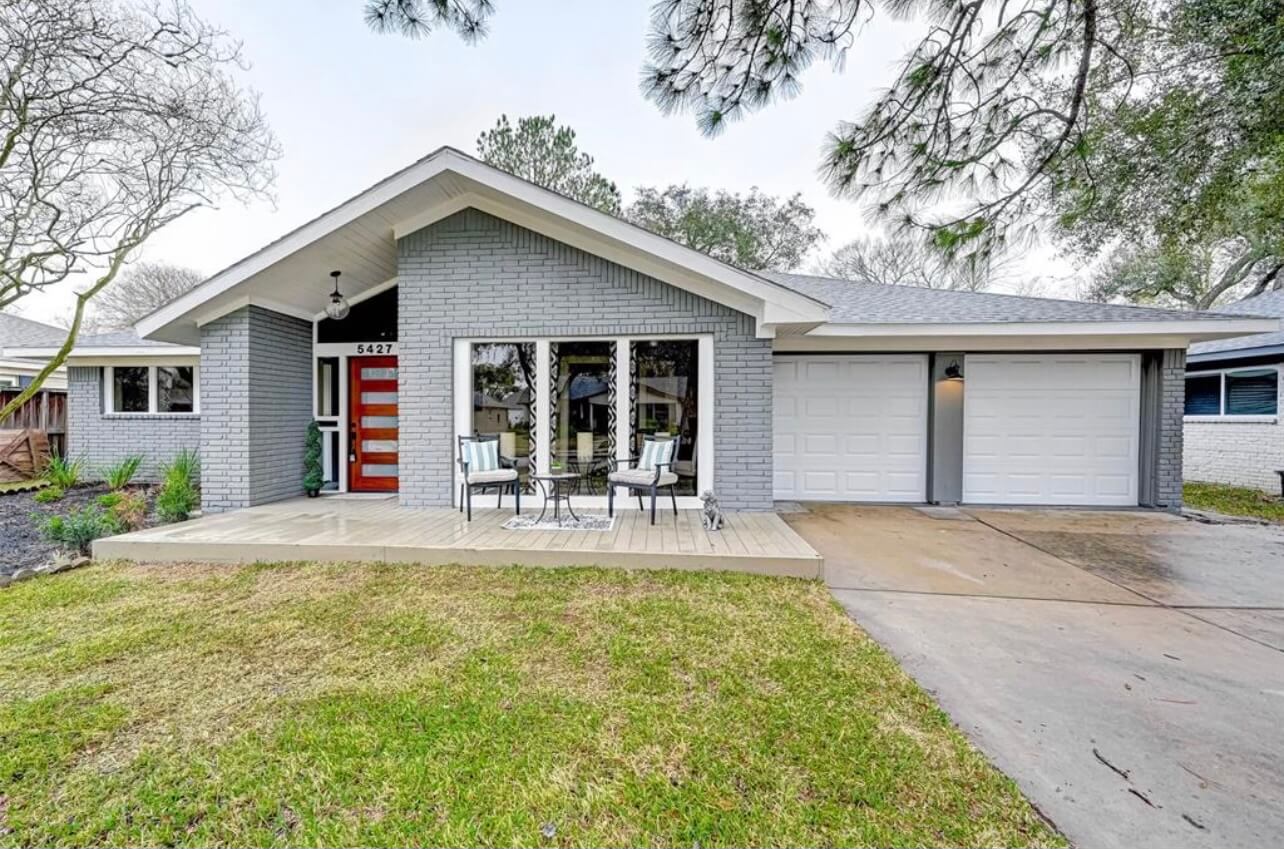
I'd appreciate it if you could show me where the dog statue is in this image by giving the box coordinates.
[700,490,723,531]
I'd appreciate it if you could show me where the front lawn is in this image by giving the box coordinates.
[0,562,1060,847]
[1184,481,1284,523]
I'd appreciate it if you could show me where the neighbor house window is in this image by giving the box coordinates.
[104,365,199,414]
[1185,367,1279,417]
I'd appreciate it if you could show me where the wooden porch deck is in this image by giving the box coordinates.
[94,496,823,579]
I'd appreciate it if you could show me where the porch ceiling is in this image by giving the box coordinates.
[137,148,829,345]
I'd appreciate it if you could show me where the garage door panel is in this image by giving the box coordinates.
[963,354,1139,506]
[774,356,927,502]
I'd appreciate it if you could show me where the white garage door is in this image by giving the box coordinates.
[963,354,1141,506]
[774,355,928,502]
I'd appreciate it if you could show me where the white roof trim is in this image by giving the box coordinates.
[136,147,829,339]
[4,346,201,359]
[806,318,1280,339]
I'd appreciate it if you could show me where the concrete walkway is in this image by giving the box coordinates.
[786,504,1284,849]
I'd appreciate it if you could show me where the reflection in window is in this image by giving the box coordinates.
[316,357,339,417]
[551,341,615,492]
[1225,369,1278,415]
[112,366,149,413]
[472,342,535,488]
[631,340,698,495]
[157,366,194,413]
[1184,375,1220,416]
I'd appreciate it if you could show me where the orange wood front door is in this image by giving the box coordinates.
[349,356,398,492]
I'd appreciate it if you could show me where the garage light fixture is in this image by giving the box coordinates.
[325,270,350,320]
[944,360,964,380]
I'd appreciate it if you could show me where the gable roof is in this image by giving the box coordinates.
[3,327,197,361]
[136,146,830,345]
[762,272,1276,342]
[0,312,65,348]
[764,272,1252,324]
[1188,289,1284,361]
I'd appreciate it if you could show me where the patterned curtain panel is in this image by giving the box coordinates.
[547,341,560,474]
[606,347,617,462]
[516,342,537,492]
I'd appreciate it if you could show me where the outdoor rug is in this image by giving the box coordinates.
[502,514,616,532]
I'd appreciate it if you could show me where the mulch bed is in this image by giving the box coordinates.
[0,483,158,576]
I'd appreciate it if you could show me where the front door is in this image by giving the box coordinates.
[349,356,398,492]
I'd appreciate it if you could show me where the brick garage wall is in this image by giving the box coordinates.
[199,306,312,512]
[1153,348,1187,509]
[398,208,773,510]
[1184,362,1284,493]
[66,366,200,482]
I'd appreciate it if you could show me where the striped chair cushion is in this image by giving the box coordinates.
[462,439,499,473]
[638,438,675,471]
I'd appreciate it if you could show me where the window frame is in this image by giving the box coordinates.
[103,365,200,416]
[1184,364,1280,421]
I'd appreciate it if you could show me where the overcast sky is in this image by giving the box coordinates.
[16,0,1070,326]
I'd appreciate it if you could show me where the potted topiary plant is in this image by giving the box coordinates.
[303,421,324,497]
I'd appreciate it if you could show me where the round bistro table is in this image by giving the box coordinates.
[531,471,583,523]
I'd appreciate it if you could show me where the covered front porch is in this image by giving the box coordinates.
[93,496,823,579]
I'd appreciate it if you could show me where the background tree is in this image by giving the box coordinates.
[626,186,824,271]
[820,236,1016,292]
[91,263,205,331]
[1084,237,1284,311]
[476,114,622,214]
[0,0,278,420]
[370,0,1284,307]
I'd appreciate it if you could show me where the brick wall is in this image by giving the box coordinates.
[1156,348,1186,509]
[199,306,312,512]
[398,207,773,510]
[1184,362,1283,492]
[66,366,200,482]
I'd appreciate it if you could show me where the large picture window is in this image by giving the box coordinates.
[1185,367,1279,417]
[551,341,615,492]
[457,336,711,504]
[104,365,199,415]
[631,340,699,495]
[471,342,536,488]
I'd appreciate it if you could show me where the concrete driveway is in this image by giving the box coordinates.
[785,504,1284,849]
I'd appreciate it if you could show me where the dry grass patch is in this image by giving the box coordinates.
[0,560,1062,847]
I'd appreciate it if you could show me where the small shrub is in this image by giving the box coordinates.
[40,505,121,555]
[96,490,146,531]
[303,421,324,494]
[102,455,144,490]
[156,449,200,523]
[44,455,84,490]
[156,479,198,523]
[33,486,65,504]
[109,490,147,531]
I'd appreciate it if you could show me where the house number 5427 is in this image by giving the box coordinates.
[356,343,394,354]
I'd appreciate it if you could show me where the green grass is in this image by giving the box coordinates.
[0,562,1062,848]
[1184,481,1284,522]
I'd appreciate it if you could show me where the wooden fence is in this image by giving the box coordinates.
[0,389,66,457]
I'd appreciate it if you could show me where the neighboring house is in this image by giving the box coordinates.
[3,330,199,481]
[1184,289,1284,493]
[0,313,67,391]
[8,148,1273,512]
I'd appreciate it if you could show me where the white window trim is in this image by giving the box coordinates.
[103,365,200,416]
[453,334,714,510]
[1184,364,1280,421]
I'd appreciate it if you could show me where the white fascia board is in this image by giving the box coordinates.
[137,147,829,341]
[806,318,1279,339]
[5,346,200,359]
[192,295,317,329]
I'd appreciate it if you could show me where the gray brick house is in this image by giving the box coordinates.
[8,148,1273,512]
[1184,289,1284,493]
